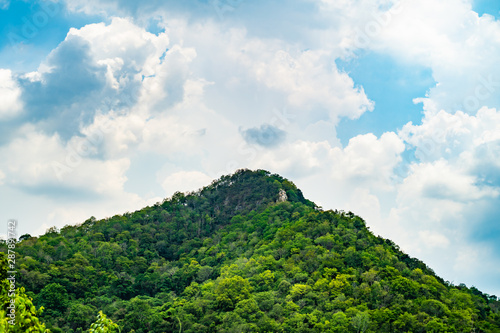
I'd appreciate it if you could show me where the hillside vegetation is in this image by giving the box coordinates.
[1,169,499,332]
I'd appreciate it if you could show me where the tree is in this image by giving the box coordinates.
[36,283,69,316]
[67,303,96,331]
[215,276,252,310]
[88,311,120,333]
[352,312,370,333]
[0,253,49,332]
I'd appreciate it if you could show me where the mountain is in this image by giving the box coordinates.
[1,169,499,332]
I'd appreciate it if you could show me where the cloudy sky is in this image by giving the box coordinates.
[1,0,499,296]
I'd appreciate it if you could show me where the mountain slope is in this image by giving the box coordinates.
[1,169,499,332]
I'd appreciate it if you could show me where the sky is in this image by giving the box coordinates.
[0,0,499,296]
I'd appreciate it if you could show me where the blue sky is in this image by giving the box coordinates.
[473,0,500,17]
[0,0,499,297]
[336,52,435,145]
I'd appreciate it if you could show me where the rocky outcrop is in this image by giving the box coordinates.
[277,188,288,203]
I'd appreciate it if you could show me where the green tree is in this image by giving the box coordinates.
[36,283,69,316]
[67,303,96,331]
[88,311,120,333]
[352,312,370,333]
[215,276,252,310]
[0,252,49,332]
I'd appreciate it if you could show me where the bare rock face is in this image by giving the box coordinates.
[277,189,288,203]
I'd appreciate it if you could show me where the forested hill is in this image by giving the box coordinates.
[1,169,500,332]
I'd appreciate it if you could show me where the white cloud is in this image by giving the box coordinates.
[418,230,450,249]
[0,125,131,196]
[0,69,23,119]
[358,0,500,114]
[330,132,405,189]
[251,140,333,178]
[248,49,374,119]
[11,17,173,139]
[399,160,498,203]
[161,170,213,197]
[151,19,374,133]
[344,187,382,223]
[69,17,169,77]
[400,107,500,162]
[137,44,197,111]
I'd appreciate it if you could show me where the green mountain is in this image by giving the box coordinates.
[1,169,499,332]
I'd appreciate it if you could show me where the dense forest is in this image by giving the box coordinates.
[1,169,499,332]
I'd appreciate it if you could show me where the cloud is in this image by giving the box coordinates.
[247,49,374,119]
[69,17,169,81]
[418,230,450,249]
[330,132,405,190]
[161,170,213,197]
[400,160,498,203]
[19,35,107,137]
[247,140,333,180]
[354,0,500,114]
[241,124,286,147]
[400,107,500,182]
[14,17,170,140]
[0,69,23,119]
[0,124,131,197]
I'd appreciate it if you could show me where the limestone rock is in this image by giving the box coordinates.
[277,189,288,203]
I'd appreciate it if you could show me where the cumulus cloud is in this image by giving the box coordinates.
[354,0,500,114]
[400,160,498,203]
[0,69,23,119]
[0,125,130,197]
[15,17,170,139]
[143,19,374,133]
[398,107,500,204]
[19,36,107,137]
[400,107,500,162]
[247,49,374,119]
[330,132,405,189]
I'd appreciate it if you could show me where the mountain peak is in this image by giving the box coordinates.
[164,169,316,221]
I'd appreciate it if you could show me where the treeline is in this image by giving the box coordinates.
[1,169,499,332]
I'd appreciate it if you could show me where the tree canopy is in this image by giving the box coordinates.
[1,169,499,332]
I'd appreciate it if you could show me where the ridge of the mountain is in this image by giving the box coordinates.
[1,169,499,332]
[166,168,315,212]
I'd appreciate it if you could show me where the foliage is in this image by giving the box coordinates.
[0,252,50,332]
[88,311,120,333]
[0,169,499,332]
